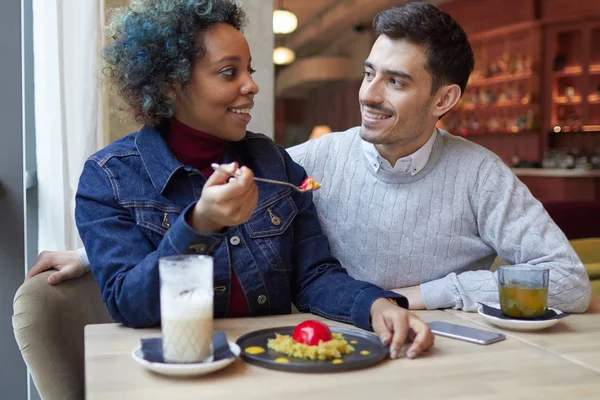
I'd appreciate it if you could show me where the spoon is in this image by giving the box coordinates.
[210,163,321,193]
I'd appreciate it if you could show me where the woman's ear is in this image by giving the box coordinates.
[166,81,182,101]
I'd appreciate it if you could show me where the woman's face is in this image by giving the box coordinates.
[174,23,258,141]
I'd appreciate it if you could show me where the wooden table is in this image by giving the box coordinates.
[85,298,600,400]
[446,296,600,373]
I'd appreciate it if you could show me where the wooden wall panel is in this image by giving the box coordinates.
[306,80,362,134]
[274,98,286,146]
[275,98,307,147]
[519,177,566,201]
[438,0,536,36]
[518,176,600,201]
[550,132,600,153]
[466,134,540,165]
[542,0,600,24]
[565,178,597,200]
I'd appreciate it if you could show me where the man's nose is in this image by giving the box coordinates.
[360,80,384,104]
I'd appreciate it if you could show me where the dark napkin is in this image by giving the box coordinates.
[479,303,570,321]
[141,331,235,364]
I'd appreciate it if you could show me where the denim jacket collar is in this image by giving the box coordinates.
[135,124,244,194]
[135,124,185,194]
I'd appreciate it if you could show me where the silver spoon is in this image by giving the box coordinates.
[210,163,320,193]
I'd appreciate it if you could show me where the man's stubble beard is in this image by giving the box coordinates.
[359,99,431,147]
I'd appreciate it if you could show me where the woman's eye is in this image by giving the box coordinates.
[221,68,236,77]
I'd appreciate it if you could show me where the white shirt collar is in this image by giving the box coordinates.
[362,128,438,176]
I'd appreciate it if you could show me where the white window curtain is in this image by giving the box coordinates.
[33,0,106,252]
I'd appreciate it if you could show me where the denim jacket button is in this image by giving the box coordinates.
[257,295,267,305]
[230,236,241,246]
[161,213,171,229]
[189,243,207,253]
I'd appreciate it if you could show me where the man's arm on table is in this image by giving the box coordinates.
[397,158,591,313]
[392,286,425,310]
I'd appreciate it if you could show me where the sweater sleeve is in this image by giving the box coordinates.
[77,247,91,273]
[421,159,591,313]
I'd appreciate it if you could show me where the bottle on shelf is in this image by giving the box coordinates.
[526,109,536,131]
[542,149,556,169]
[590,147,600,170]
[564,148,575,169]
[514,54,524,74]
[511,153,521,168]
[524,54,533,73]
[574,149,591,170]
[554,53,566,71]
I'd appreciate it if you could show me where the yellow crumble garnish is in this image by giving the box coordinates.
[267,332,355,360]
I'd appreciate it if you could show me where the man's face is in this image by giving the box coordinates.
[359,36,436,148]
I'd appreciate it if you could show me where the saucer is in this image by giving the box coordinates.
[478,303,566,331]
[131,341,240,378]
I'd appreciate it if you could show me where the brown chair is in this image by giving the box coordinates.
[12,270,112,400]
[570,238,600,296]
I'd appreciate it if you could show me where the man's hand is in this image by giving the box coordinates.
[26,250,86,285]
[370,298,434,359]
[392,285,426,310]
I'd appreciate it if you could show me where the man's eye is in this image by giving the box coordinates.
[390,79,404,88]
[363,71,374,79]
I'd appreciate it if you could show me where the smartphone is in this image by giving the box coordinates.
[427,321,505,345]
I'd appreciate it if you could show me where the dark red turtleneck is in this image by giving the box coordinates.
[167,118,249,317]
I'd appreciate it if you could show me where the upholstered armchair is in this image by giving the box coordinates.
[12,270,112,400]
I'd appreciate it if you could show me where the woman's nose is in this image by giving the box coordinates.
[242,75,259,96]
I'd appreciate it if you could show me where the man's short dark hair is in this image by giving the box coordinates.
[374,2,474,96]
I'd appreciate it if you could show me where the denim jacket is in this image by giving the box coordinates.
[75,124,406,329]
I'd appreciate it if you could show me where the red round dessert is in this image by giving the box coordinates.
[291,320,332,346]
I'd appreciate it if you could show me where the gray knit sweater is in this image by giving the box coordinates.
[287,127,591,312]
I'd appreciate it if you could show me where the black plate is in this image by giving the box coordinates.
[236,326,389,373]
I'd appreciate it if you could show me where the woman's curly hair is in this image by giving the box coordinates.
[103,0,246,126]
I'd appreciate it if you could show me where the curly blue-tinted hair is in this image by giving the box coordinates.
[103,0,246,125]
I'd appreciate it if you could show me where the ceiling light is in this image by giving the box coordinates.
[273,9,298,34]
[273,46,295,65]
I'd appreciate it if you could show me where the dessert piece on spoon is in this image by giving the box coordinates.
[210,163,321,193]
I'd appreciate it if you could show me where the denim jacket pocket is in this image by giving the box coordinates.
[245,191,297,276]
[130,201,183,237]
[245,190,297,238]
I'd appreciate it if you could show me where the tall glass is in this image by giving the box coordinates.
[498,266,549,318]
[159,255,214,363]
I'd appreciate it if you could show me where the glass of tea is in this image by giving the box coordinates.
[498,266,549,318]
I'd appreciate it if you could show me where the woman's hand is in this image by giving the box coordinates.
[370,298,435,359]
[26,250,86,285]
[190,162,259,232]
